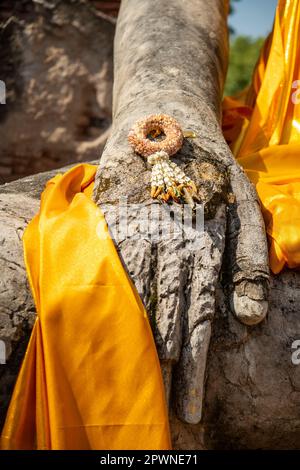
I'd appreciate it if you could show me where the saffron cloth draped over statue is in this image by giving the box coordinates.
[0,164,171,450]
[223,0,300,274]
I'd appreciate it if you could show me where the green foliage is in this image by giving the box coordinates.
[224,35,265,96]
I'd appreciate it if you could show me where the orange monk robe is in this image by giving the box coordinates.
[223,0,300,274]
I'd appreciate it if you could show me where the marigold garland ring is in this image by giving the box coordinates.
[128,114,183,157]
[128,114,199,205]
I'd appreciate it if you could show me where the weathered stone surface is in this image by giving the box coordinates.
[171,271,300,449]
[0,191,38,426]
[0,0,114,183]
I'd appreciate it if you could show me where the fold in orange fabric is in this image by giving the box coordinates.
[223,0,300,274]
[0,164,171,450]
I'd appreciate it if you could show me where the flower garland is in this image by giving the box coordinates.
[128,114,198,204]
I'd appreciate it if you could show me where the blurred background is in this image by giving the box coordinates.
[225,0,277,95]
[0,0,277,183]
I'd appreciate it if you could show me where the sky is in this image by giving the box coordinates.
[230,0,278,37]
